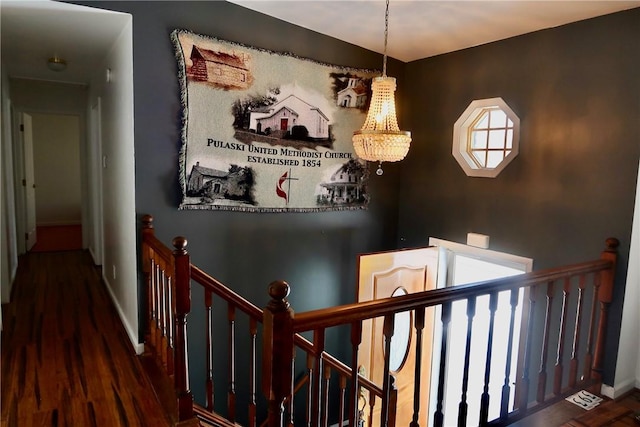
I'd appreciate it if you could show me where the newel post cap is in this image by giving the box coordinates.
[267,280,290,312]
[605,237,619,252]
[142,214,154,229]
[172,236,188,255]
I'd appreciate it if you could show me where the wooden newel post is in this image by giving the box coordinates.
[141,215,155,346]
[591,237,619,383]
[173,236,194,421]
[262,280,294,427]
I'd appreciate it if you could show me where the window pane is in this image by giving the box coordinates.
[471,130,488,149]
[475,111,490,129]
[491,109,507,128]
[506,129,513,149]
[487,151,504,168]
[488,130,506,149]
[472,151,487,167]
[507,118,514,127]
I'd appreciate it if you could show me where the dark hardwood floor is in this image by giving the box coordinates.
[2,249,637,427]
[1,250,170,427]
[508,389,640,427]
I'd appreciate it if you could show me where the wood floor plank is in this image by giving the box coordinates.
[1,250,171,427]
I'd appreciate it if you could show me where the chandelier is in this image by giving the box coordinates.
[352,0,411,175]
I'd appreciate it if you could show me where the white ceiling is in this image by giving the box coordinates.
[1,1,639,85]
[1,1,130,85]
[228,0,640,62]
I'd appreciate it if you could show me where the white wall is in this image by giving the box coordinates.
[31,113,82,225]
[88,18,140,352]
[1,71,19,304]
[611,159,640,398]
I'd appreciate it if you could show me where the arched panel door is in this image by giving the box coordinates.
[357,247,439,427]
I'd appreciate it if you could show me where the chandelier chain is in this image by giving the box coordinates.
[383,0,389,77]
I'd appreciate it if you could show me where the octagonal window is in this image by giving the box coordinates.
[453,98,520,178]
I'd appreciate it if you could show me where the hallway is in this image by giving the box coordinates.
[1,250,169,426]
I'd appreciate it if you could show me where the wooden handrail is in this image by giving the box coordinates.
[192,263,383,397]
[293,259,611,332]
[142,214,383,426]
[141,213,619,427]
[191,265,264,320]
[264,238,619,427]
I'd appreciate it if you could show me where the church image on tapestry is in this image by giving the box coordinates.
[172,29,377,212]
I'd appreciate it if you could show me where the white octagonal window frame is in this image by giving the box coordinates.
[452,97,520,178]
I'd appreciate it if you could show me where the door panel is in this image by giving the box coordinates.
[23,113,37,250]
[357,247,438,427]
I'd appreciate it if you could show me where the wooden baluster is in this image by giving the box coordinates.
[554,277,572,395]
[158,266,169,372]
[368,393,376,427]
[311,329,325,427]
[249,317,258,427]
[500,289,519,419]
[459,297,477,427]
[205,289,213,411]
[569,275,586,388]
[591,238,618,384]
[167,275,175,377]
[537,281,554,403]
[321,364,331,427]
[518,286,536,414]
[173,236,194,421]
[479,293,497,426]
[434,302,451,427]
[228,304,237,422]
[338,374,347,427]
[262,280,294,427]
[349,321,362,427]
[410,308,425,427]
[388,375,398,427]
[150,258,158,356]
[153,263,162,365]
[583,273,600,383]
[141,215,154,347]
[381,314,395,427]
[289,348,295,427]
[306,352,314,427]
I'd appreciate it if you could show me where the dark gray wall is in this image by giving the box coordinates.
[400,8,640,385]
[70,1,404,419]
[79,0,403,308]
[69,0,640,409]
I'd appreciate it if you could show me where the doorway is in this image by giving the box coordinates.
[428,238,532,427]
[356,240,532,426]
[18,112,83,253]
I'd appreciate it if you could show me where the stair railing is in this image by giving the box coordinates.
[141,214,618,427]
[263,239,618,427]
[141,214,383,426]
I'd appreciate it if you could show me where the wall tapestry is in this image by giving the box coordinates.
[172,29,377,212]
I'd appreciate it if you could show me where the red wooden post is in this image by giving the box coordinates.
[263,280,294,427]
[141,214,154,348]
[173,236,194,421]
[591,238,619,383]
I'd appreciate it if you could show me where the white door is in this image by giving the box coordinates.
[427,238,532,427]
[22,113,37,251]
[89,99,104,265]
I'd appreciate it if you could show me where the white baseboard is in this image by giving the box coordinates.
[102,275,144,355]
[600,379,637,399]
